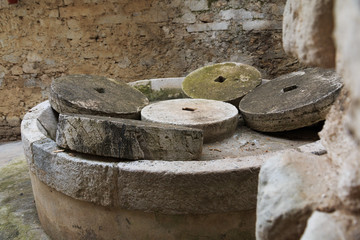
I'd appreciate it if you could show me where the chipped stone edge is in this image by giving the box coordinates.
[21,101,51,165]
[22,101,324,214]
[128,77,185,91]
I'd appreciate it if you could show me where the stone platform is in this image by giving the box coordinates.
[21,78,325,240]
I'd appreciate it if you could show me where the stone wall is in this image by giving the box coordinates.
[0,0,302,141]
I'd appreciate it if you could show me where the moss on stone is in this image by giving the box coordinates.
[0,206,35,240]
[0,158,49,239]
[182,63,262,102]
[133,83,187,102]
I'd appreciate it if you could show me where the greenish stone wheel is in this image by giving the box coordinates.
[182,62,262,104]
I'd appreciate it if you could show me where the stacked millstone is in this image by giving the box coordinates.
[49,74,203,161]
[141,98,239,143]
[172,62,259,142]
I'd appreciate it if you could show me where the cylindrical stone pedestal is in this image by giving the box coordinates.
[21,78,324,240]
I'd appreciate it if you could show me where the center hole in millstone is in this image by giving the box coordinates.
[94,88,105,93]
[182,107,196,111]
[214,76,226,83]
[283,85,298,93]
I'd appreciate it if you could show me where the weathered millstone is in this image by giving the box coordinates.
[182,62,262,105]
[56,113,203,161]
[256,150,339,240]
[50,74,149,119]
[283,0,336,68]
[141,99,239,143]
[239,68,342,132]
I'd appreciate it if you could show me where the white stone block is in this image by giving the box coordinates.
[149,77,184,91]
[242,20,282,31]
[185,0,209,12]
[220,9,264,21]
[186,22,229,32]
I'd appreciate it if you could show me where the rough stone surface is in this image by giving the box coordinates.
[256,150,339,240]
[30,136,261,213]
[141,99,239,142]
[239,68,342,132]
[319,90,360,211]
[255,1,360,240]
[56,114,203,161]
[182,62,262,105]
[1,0,304,141]
[31,138,118,207]
[335,0,360,144]
[21,101,50,164]
[128,77,187,102]
[301,211,360,240]
[30,171,256,240]
[50,74,149,119]
[283,0,336,68]
[37,106,58,140]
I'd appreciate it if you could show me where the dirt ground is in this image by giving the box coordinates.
[0,141,49,240]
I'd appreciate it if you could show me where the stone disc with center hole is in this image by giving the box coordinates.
[141,99,239,143]
[50,74,149,119]
[182,62,262,105]
[239,68,343,132]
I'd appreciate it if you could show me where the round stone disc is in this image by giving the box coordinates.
[50,75,149,119]
[239,68,343,132]
[182,62,262,104]
[141,99,239,143]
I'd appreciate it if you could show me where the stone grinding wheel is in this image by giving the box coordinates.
[239,68,343,132]
[182,62,262,105]
[50,74,149,119]
[141,99,239,143]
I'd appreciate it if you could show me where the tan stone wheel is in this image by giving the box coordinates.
[239,68,343,132]
[141,99,239,143]
[182,62,262,105]
[50,74,149,119]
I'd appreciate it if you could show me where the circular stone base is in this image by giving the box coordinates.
[141,99,239,143]
[22,97,323,240]
[30,172,256,240]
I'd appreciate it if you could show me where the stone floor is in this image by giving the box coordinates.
[0,141,49,240]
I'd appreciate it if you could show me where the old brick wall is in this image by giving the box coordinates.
[0,0,302,141]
